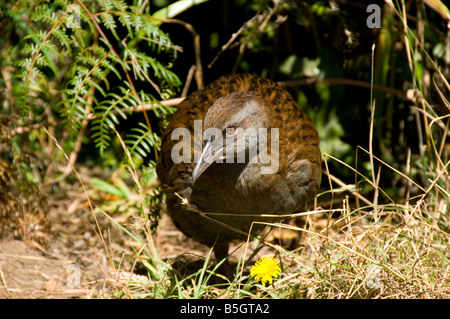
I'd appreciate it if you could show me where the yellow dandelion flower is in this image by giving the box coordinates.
[250,256,281,286]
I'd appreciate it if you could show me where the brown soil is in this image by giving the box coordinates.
[0,176,118,298]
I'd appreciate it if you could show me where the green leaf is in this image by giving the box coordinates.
[90,177,130,198]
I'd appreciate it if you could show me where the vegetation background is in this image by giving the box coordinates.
[0,0,449,298]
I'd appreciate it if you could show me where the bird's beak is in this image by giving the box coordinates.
[192,140,224,182]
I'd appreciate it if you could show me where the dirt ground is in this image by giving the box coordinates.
[0,177,120,298]
[0,214,220,299]
[0,193,204,298]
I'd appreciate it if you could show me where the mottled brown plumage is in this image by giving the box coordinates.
[156,74,321,277]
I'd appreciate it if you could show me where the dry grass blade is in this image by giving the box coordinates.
[323,152,398,207]
[43,127,116,274]
[109,125,162,274]
[357,146,426,193]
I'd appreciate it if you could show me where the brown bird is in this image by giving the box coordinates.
[156,74,321,278]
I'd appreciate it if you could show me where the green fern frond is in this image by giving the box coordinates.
[31,4,60,24]
[125,122,161,166]
[60,44,118,133]
[91,85,138,156]
[6,0,182,167]
[52,27,73,51]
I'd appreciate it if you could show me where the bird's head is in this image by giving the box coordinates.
[192,91,269,182]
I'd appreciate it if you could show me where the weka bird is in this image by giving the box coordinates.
[156,74,321,277]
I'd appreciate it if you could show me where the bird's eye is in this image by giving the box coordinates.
[226,126,236,135]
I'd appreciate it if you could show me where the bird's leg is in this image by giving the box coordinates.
[213,242,233,281]
[176,191,234,279]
